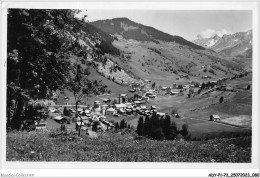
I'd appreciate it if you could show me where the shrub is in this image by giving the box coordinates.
[19,105,45,131]
[171,108,178,115]
[63,107,70,117]
[92,121,99,132]
[201,83,206,89]
[219,96,224,103]
[60,123,66,132]
[181,124,188,136]
[209,69,215,75]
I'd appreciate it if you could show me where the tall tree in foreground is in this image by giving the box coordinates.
[7,9,84,129]
[67,64,107,136]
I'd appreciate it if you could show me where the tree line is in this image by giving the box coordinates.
[114,119,132,130]
[136,113,191,141]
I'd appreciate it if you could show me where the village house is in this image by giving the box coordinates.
[157,112,166,117]
[210,114,221,121]
[202,75,209,79]
[170,90,179,95]
[102,98,111,103]
[106,107,116,115]
[54,115,66,123]
[183,85,190,89]
[225,86,235,91]
[115,103,127,111]
[134,100,146,107]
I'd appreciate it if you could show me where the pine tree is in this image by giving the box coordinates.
[163,115,171,139]
[149,113,157,137]
[120,119,125,129]
[124,122,128,129]
[153,114,161,130]
[197,89,202,94]
[136,116,144,136]
[160,117,165,131]
[171,120,178,133]
[168,120,178,140]
[115,122,120,130]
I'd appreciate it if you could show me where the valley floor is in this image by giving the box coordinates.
[51,73,252,140]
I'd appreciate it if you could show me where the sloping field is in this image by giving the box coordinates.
[172,118,251,140]
[212,91,252,116]
[112,37,241,86]
[56,67,133,106]
[6,131,251,162]
[220,115,252,128]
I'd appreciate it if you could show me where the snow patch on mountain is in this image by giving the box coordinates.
[192,29,252,57]
[207,39,218,47]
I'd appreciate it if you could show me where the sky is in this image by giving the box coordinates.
[78,10,252,41]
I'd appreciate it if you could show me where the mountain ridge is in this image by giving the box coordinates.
[90,17,205,50]
[192,30,252,57]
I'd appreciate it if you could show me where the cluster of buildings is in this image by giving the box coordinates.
[50,90,166,129]
[48,101,115,132]
[103,93,164,117]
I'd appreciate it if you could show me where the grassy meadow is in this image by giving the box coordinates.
[6,130,251,162]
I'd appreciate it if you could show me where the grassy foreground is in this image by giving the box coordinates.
[6,130,251,162]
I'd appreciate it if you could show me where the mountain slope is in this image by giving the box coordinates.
[91,18,205,50]
[192,30,252,57]
[89,18,249,86]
